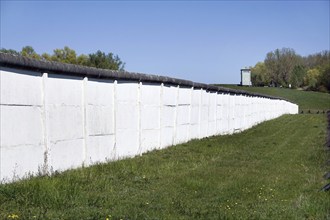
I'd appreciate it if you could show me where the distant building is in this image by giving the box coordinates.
[240,68,252,86]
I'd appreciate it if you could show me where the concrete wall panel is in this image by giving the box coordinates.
[216,95,224,134]
[140,84,161,105]
[141,106,160,130]
[0,68,42,106]
[201,106,209,122]
[161,106,175,127]
[177,105,190,125]
[87,79,114,105]
[116,103,138,129]
[163,86,177,106]
[200,122,208,138]
[189,124,199,139]
[50,139,84,171]
[192,89,201,105]
[116,81,138,102]
[47,75,82,106]
[209,93,217,136]
[209,122,217,136]
[141,130,160,152]
[201,90,209,105]
[1,144,44,181]
[178,87,191,105]
[175,125,189,144]
[88,106,114,136]
[87,135,115,164]
[116,99,139,158]
[209,93,217,122]
[160,127,174,148]
[190,106,200,124]
[0,105,43,146]
[209,92,217,124]
[116,129,138,158]
[86,79,115,143]
[48,106,83,142]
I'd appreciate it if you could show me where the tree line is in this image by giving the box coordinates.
[0,46,125,71]
[251,48,330,93]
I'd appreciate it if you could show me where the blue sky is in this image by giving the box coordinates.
[1,1,329,84]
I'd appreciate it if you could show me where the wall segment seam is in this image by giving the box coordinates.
[0,104,43,107]
[138,82,142,155]
[198,89,202,139]
[1,143,44,149]
[188,87,193,141]
[41,72,49,174]
[160,83,164,149]
[113,80,117,160]
[82,77,88,166]
[173,85,179,145]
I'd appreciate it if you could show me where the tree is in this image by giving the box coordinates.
[303,68,320,90]
[41,53,52,61]
[88,50,125,71]
[1,46,41,60]
[303,50,330,69]
[318,64,330,92]
[1,45,126,71]
[20,46,40,60]
[264,48,301,87]
[0,48,20,55]
[251,62,269,86]
[264,51,279,86]
[77,54,90,66]
[251,49,329,92]
[290,65,306,88]
[51,46,77,64]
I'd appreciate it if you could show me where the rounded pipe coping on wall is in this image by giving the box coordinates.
[0,52,289,101]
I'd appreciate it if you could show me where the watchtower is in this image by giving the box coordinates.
[240,68,252,86]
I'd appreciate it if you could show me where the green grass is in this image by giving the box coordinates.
[1,114,329,219]
[217,85,330,112]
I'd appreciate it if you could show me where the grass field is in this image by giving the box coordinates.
[0,114,329,219]
[217,85,330,112]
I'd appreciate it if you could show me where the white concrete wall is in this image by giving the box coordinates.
[0,67,299,182]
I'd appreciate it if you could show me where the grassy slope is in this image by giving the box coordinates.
[0,115,329,219]
[217,85,330,111]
